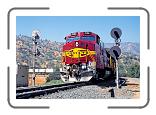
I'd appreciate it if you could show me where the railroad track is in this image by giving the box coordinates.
[16,78,132,99]
[16,82,91,99]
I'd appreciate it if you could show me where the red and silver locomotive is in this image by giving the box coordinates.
[60,32,116,82]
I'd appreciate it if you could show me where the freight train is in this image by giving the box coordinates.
[60,32,116,82]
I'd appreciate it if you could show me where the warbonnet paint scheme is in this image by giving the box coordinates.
[60,32,116,82]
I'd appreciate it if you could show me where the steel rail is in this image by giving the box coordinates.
[16,82,90,99]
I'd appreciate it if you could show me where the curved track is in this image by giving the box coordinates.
[16,77,128,99]
[16,82,91,99]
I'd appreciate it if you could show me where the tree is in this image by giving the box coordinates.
[127,63,140,78]
[118,63,127,77]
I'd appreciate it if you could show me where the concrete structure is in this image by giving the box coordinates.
[28,74,49,86]
[28,68,53,86]
[16,65,29,87]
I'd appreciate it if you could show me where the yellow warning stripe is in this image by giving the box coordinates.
[62,48,96,58]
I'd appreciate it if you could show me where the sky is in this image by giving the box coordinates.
[16,16,140,43]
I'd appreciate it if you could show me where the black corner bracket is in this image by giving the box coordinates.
[7,7,50,109]
[7,7,50,50]
[107,7,150,109]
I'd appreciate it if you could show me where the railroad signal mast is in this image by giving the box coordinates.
[110,28,122,88]
[31,30,41,86]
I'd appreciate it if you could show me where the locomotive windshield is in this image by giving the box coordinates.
[66,35,95,43]
[81,36,95,41]
[66,37,79,43]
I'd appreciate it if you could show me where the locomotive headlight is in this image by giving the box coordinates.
[63,65,70,70]
[75,41,79,47]
[66,66,70,70]
[82,65,86,69]
[81,63,87,69]
[73,69,76,72]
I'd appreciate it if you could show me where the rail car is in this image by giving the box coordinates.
[60,32,116,82]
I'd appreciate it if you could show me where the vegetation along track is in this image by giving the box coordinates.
[16,81,91,99]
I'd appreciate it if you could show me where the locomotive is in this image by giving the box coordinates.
[60,32,116,82]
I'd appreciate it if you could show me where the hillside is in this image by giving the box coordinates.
[16,35,64,70]
[16,35,140,77]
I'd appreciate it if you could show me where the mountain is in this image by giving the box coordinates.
[16,35,140,77]
[105,42,140,56]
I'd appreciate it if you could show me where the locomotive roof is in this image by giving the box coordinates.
[65,32,100,39]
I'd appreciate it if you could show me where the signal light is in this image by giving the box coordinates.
[36,49,41,56]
